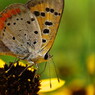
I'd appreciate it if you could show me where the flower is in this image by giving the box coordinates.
[0,59,65,95]
[0,60,40,95]
[39,78,65,93]
[53,81,95,95]
[86,54,95,75]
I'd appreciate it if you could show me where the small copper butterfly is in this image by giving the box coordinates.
[0,0,64,64]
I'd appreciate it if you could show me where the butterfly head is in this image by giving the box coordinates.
[32,53,51,63]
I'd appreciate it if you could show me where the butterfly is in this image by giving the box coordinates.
[0,0,64,64]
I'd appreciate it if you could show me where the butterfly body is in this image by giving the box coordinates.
[0,0,64,64]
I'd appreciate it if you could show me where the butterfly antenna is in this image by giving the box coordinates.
[48,61,52,88]
[39,62,47,75]
[51,58,60,82]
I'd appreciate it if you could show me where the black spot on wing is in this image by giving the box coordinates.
[3,27,6,31]
[21,18,23,20]
[24,34,26,36]
[46,8,50,12]
[34,31,38,34]
[31,18,35,21]
[50,9,54,13]
[33,41,37,44]
[42,39,46,43]
[7,23,10,26]
[54,12,61,16]
[13,22,16,25]
[3,33,4,36]
[33,11,40,16]
[41,12,45,17]
[12,37,15,40]
[27,21,31,24]
[45,21,53,26]
[43,29,50,34]
[16,18,19,20]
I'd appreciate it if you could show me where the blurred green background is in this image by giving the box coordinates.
[0,0,95,95]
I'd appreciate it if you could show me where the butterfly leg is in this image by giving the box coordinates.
[16,54,38,76]
[19,62,35,76]
[5,58,20,73]
[20,53,39,68]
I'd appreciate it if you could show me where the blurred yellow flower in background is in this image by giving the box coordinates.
[86,54,95,75]
[49,82,95,95]
[86,84,95,95]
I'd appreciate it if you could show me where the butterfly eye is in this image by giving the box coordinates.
[44,53,49,60]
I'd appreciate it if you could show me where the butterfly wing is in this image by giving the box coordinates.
[0,4,42,59]
[26,0,64,56]
[0,40,16,57]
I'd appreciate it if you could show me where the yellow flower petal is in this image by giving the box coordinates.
[0,59,5,68]
[39,78,65,92]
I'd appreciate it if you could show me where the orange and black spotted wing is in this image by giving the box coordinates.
[0,4,42,58]
[26,0,64,56]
